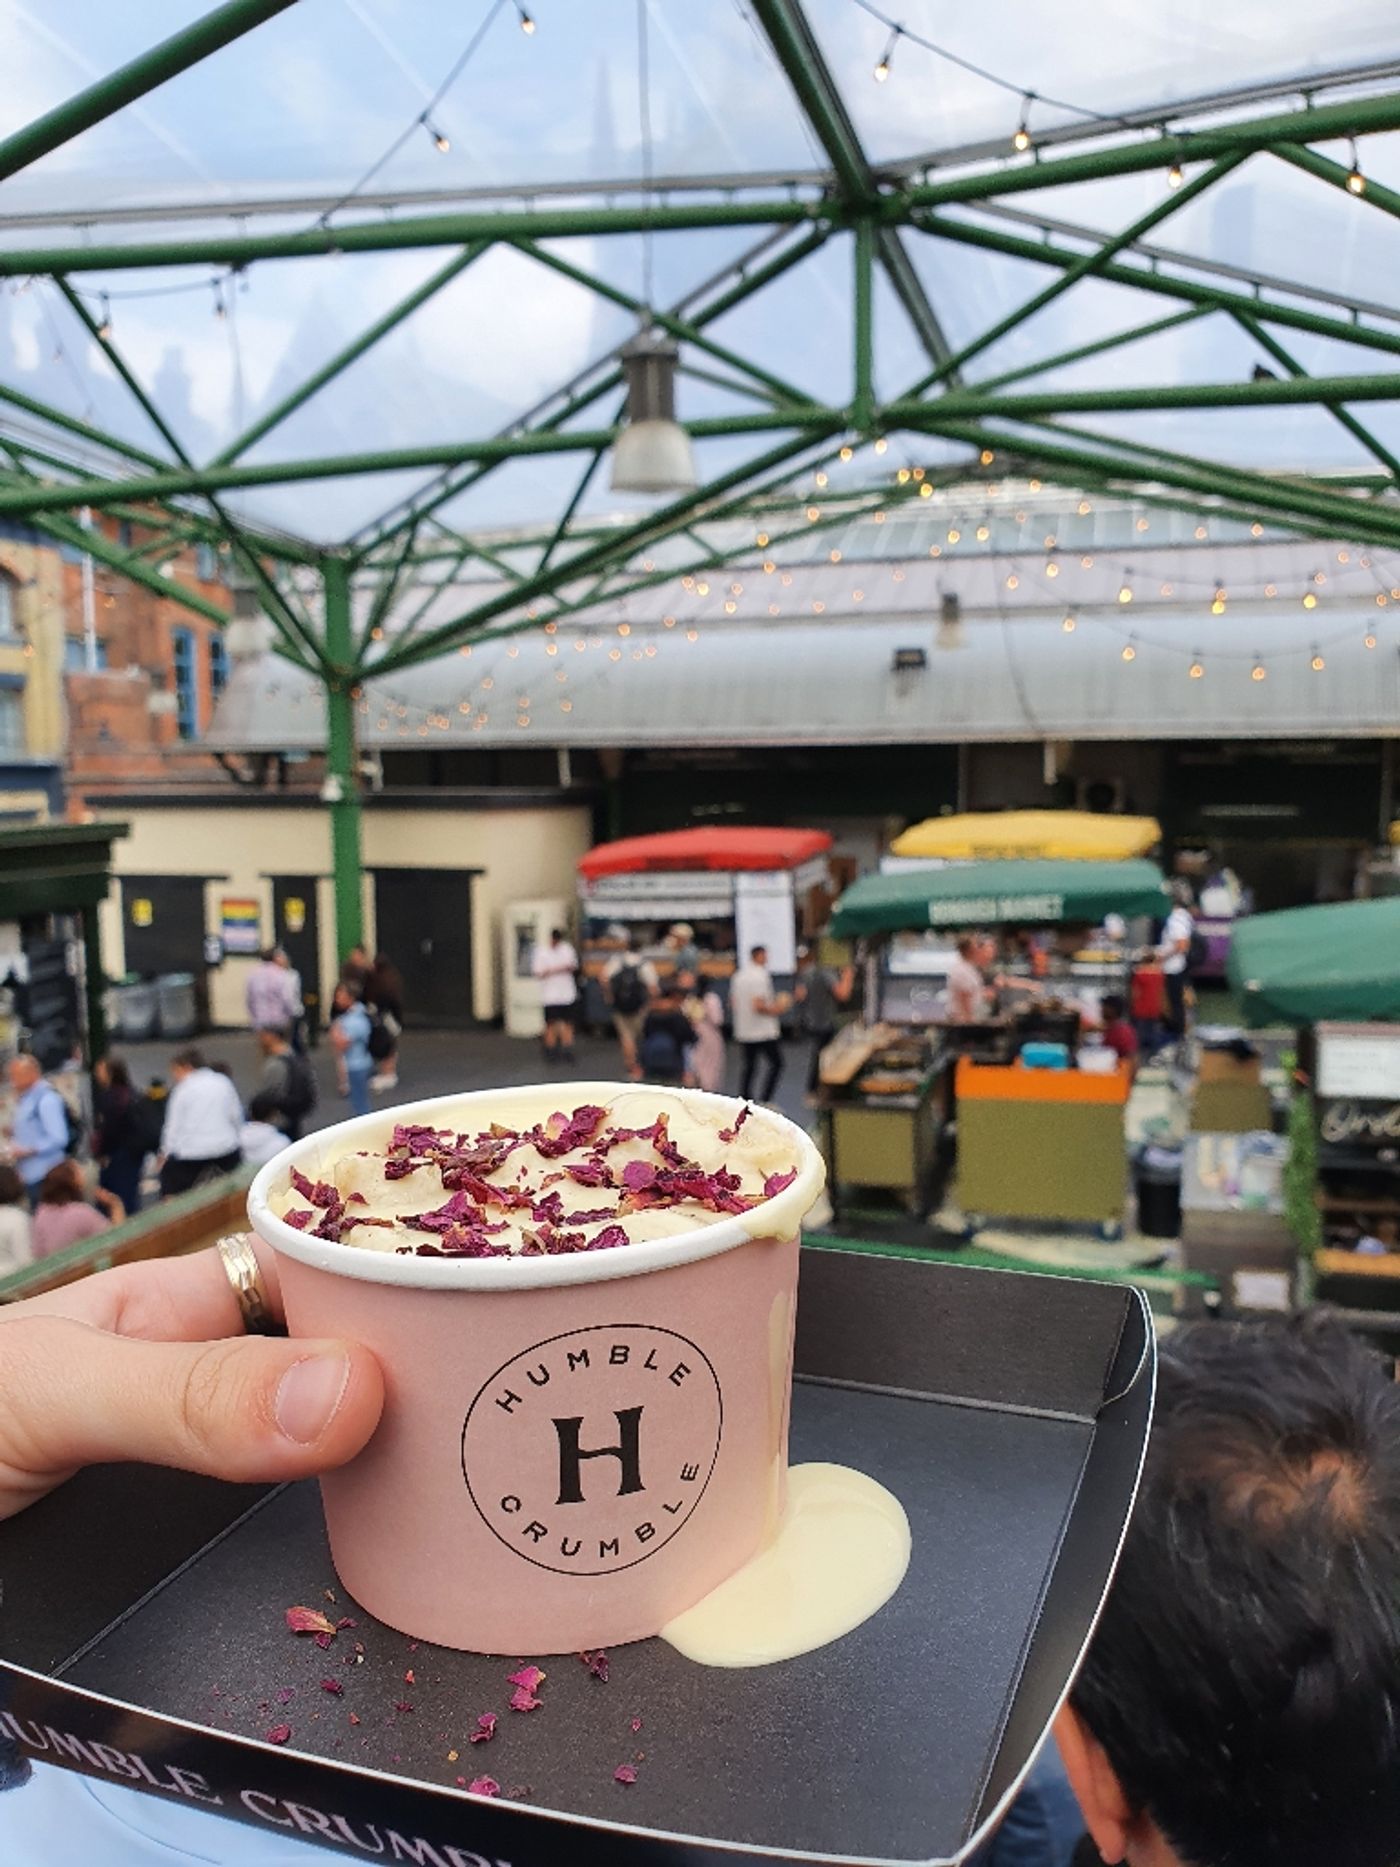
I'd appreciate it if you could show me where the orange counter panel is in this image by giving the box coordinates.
[955,1058,1132,1107]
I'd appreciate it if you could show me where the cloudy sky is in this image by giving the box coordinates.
[0,0,1397,543]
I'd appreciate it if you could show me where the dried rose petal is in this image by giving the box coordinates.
[276,1688,295,1705]
[289,1167,340,1208]
[620,1160,657,1192]
[265,1724,293,1746]
[631,1716,643,1733]
[394,1701,415,1714]
[579,1650,610,1683]
[718,1105,752,1144]
[404,1669,416,1685]
[507,1664,546,1695]
[566,1160,612,1188]
[283,1208,314,1230]
[531,1105,608,1159]
[348,1712,361,1727]
[763,1169,798,1197]
[587,1224,630,1251]
[336,1617,357,1630]
[469,1713,498,1744]
[509,1686,541,1713]
[468,1777,501,1798]
[314,1631,335,1650]
[285,1606,338,1638]
[614,1764,638,1785]
[320,1679,344,1696]
[456,1776,467,1787]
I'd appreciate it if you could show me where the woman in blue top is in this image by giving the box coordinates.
[328,983,373,1117]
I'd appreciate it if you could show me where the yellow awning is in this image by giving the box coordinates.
[891,810,1162,863]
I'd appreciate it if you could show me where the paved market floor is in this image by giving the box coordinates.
[115,1023,818,1138]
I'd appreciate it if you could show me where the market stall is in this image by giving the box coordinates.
[1228,895,1400,1026]
[576,826,835,1022]
[825,858,1169,1228]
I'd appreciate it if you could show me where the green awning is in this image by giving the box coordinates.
[829,858,1169,939]
[1227,897,1400,1026]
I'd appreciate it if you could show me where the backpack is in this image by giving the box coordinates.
[367,1012,396,1062]
[281,1050,319,1119]
[1187,927,1210,974]
[639,1026,684,1078]
[54,1088,84,1158]
[610,962,648,1016]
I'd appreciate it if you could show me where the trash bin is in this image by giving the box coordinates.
[1134,1144,1182,1240]
[113,979,159,1042]
[156,972,197,1040]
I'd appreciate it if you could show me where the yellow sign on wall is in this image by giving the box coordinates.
[130,897,153,927]
[283,896,307,934]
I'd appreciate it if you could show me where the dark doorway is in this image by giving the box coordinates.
[120,874,211,1026]
[372,867,477,1027]
[272,875,323,1036]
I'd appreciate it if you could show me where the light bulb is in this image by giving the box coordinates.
[947,528,960,544]
[806,506,820,522]
[422,117,450,153]
[1078,500,1091,515]
[1311,653,1326,671]
[919,482,932,498]
[1365,631,1378,649]
[1211,587,1226,614]
[1062,613,1076,633]
[1013,95,1033,151]
[976,524,990,542]
[1347,141,1366,193]
[1167,162,1184,188]
[980,448,995,466]
[1046,561,1059,578]
[1189,660,1204,679]
[1121,642,1136,662]
[839,445,853,462]
[873,26,898,81]
[874,437,888,454]
[1251,663,1267,681]
[1118,581,1133,605]
[814,471,828,488]
[517,5,536,31]
[1006,573,1019,589]
[97,293,112,341]
[1303,591,1317,609]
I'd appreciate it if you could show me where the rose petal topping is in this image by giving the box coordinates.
[614,1764,638,1785]
[285,1606,338,1637]
[468,1777,501,1798]
[265,1724,292,1746]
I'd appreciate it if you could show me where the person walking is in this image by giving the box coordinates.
[794,945,854,1099]
[685,978,727,1094]
[364,952,405,1092]
[245,946,297,1036]
[531,927,579,1063]
[5,1053,69,1206]
[274,946,309,1052]
[92,1055,146,1217]
[31,1160,123,1259]
[731,944,786,1105]
[157,1049,243,1197]
[255,1026,318,1141]
[329,983,374,1117]
[1157,884,1196,1041]
[604,930,659,1081]
[639,986,697,1086]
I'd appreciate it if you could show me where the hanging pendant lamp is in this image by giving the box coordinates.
[610,326,697,494]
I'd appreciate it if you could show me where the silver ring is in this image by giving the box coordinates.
[216,1235,281,1336]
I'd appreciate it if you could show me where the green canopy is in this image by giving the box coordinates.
[1227,897,1400,1027]
[829,859,1169,939]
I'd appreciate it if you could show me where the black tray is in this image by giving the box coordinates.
[0,1249,1153,1866]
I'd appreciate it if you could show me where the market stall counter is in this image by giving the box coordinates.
[817,1025,947,1217]
[956,1058,1133,1229]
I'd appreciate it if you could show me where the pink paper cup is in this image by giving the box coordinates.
[247,1083,824,1655]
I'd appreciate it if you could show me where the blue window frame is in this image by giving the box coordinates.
[209,633,229,701]
[172,626,198,739]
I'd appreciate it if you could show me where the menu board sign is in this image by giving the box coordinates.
[1316,1025,1400,1102]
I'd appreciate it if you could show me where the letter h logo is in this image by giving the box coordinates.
[554,1406,644,1504]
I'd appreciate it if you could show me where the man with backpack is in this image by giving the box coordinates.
[255,1027,319,1141]
[5,1053,70,1205]
[639,985,697,1086]
[603,930,659,1082]
[1156,883,1198,1041]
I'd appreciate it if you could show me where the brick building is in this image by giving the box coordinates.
[60,513,235,800]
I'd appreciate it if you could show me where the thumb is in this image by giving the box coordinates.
[7,1317,384,1487]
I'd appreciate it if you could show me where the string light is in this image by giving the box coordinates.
[980,448,995,466]
[1078,500,1092,516]
[873,24,900,81]
[1189,657,1204,679]
[976,523,990,542]
[755,531,769,547]
[1045,560,1059,578]
[1302,590,1318,610]
[1167,159,1184,189]
[1117,572,1133,605]
[515,2,536,31]
[1061,612,1076,633]
[421,115,450,153]
[919,481,933,497]
[1211,583,1227,615]
[1005,572,1019,589]
[839,445,853,462]
[1365,630,1379,649]
[806,505,820,521]
[97,293,112,341]
[1121,641,1136,662]
[814,471,828,488]
[1347,140,1366,194]
[686,628,699,642]
[947,527,961,544]
[1013,92,1034,151]
[1311,650,1326,671]
[1251,658,1267,681]
[1135,517,1149,533]
[873,437,888,454]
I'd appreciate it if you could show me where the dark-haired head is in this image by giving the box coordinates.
[248,1091,280,1125]
[0,1164,23,1207]
[1059,1314,1400,1867]
[1102,994,1125,1022]
[37,1160,84,1207]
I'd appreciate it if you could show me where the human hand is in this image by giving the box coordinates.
[0,1240,383,1521]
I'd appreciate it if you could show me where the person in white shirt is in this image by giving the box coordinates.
[944,933,991,1024]
[531,927,579,1062]
[731,944,785,1103]
[0,1163,32,1277]
[157,1050,244,1198]
[1157,887,1195,1038]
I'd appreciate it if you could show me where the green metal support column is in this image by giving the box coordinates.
[80,900,107,1067]
[322,554,364,963]
[853,218,875,430]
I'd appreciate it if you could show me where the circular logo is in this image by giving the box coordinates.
[461,1324,723,1577]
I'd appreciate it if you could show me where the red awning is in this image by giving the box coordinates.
[579,826,833,879]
